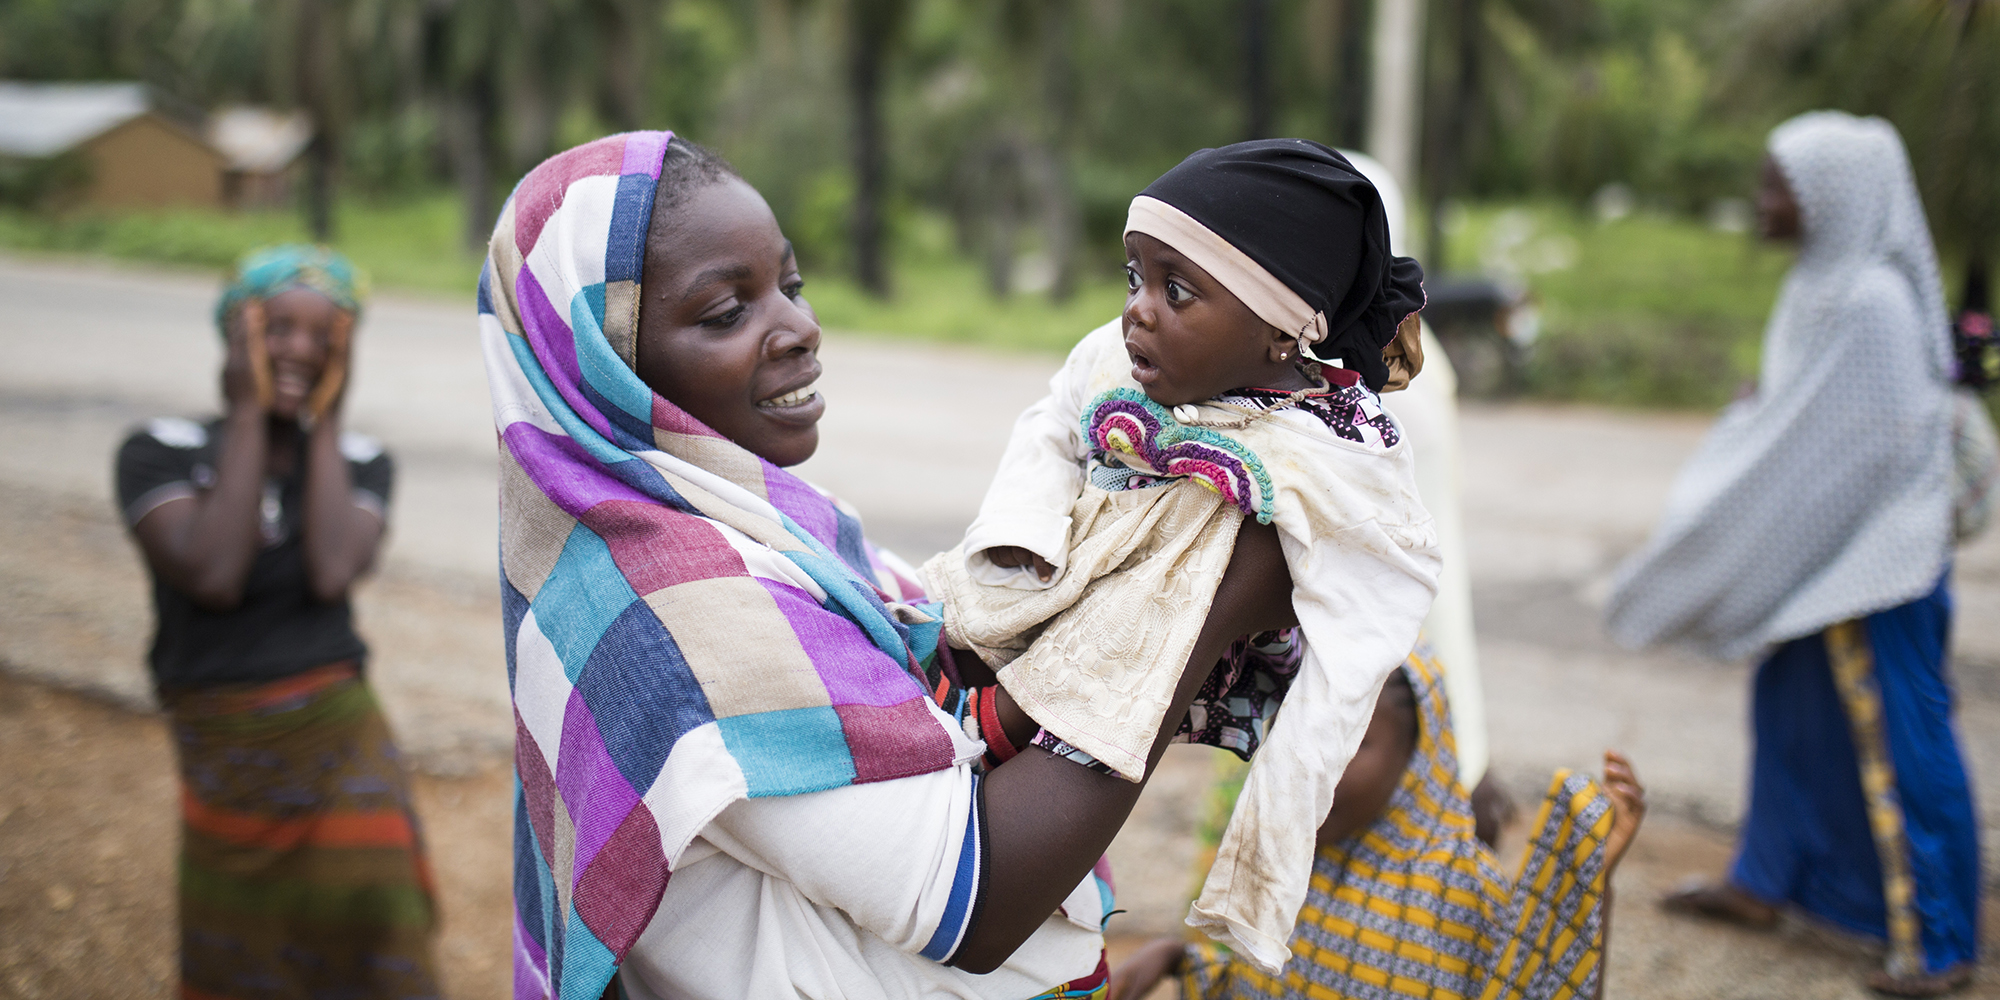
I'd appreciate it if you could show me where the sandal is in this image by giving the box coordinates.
[1658,880,1780,930]
[1866,964,1973,997]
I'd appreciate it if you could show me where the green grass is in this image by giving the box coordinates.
[0,194,1804,408]
[0,193,485,300]
[1442,203,1795,408]
[802,215,1128,353]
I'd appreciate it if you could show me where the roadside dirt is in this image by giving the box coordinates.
[6,672,1998,999]
[0,672,514,1000]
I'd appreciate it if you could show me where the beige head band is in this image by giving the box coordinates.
[1124,195,1330,348]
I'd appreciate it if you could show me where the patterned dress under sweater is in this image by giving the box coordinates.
[928,319,1441,973]
[1181,648,1615,1000]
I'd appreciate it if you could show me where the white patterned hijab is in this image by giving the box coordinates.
[1606,112,1955,660]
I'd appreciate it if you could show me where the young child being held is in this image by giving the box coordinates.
[1105,652,1648,1000]
[925,139,1439,973]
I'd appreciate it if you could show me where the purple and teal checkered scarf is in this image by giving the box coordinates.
[479,132,978,1000]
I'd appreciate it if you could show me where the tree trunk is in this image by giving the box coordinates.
[1365,0,1425,200]
[1423,0,1480,269]
[848,0,897,297]
[1243,0,1272,140]
[1334,0,1371,148]
[599,0,656,130]
[297,0,337,241]
[983,139,1020,299]
[509,0,559,174]
[447,78,499,252]
[1026,143,1079,302]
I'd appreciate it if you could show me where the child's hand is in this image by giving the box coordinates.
[1601,750,1645,872]
[985,545,1056,583]
[1107,937,1184,1000]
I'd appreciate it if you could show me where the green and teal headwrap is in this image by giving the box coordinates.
[215,245,367,334]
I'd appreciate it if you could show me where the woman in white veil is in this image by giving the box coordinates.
[1609,112,1977,995]
[1343,151,1493,803]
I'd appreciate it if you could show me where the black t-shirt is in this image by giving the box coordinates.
[114,417,393,691]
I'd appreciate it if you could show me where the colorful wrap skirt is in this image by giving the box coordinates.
[167,662,440,1000]
[1731,574,1981,978]
[1179,648,1615,1000]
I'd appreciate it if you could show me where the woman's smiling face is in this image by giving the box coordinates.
[259,287,343,420]
[636,177,824,467]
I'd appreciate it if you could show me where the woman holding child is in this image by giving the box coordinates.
[487,131,1640,1000]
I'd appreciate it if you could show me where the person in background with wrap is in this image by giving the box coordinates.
[114,246,437,1000]
[1105,650,1646,999]
[926,139,1441,974]
[484,132,1302,1000]
[1610,111,1979,997]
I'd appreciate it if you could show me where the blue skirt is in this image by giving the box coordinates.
[1731,575,1981,975]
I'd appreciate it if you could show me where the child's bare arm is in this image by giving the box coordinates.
[961,322,1119,577]
[984,545,1056,582]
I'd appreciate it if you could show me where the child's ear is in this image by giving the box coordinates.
[1268,331,1300,364]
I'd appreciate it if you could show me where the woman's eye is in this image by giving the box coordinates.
[783,279,806,300]
[1165,279,1193,304]
[699,303,746,329]
[1124,264,1141,292]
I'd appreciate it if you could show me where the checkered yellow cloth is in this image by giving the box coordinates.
[1183,649,1614,999]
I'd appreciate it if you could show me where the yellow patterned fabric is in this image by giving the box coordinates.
[1182,649,1614,1000]
[1824,620,1925,979]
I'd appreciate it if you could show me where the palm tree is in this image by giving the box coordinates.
[847,0,911,297]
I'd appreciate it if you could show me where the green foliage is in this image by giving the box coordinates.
[1445,202,1794,407]
[0,153,92,208]
[1722,0,2000,280]
[1456,0,1767,208]
[0,0,1982,408]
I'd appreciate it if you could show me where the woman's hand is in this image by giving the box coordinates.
[1107,937,1185,1000]
[305,309,353,423]
[1601,750,1645,872]
[985,545,1056,583]
[220,302,273,416]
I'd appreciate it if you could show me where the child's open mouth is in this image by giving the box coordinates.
[1127,350,1160,385]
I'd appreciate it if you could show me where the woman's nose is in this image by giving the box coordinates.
[268,324,319,360]
[766,300,822,357]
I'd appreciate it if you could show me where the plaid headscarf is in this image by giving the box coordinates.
[215,245,366,331]
[479,131,980,1000]
[1184,648,1615,999]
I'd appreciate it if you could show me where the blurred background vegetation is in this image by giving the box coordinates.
[0,0,1991,409]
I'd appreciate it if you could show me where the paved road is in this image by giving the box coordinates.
[2,252,1997,930]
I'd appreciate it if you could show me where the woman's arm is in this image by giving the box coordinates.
[950,518,1296,974]
[131,324,270,611]
[297,411,386,602]
[297,315,382,603]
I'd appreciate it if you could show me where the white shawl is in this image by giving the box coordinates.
[1606,111,1955,660]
